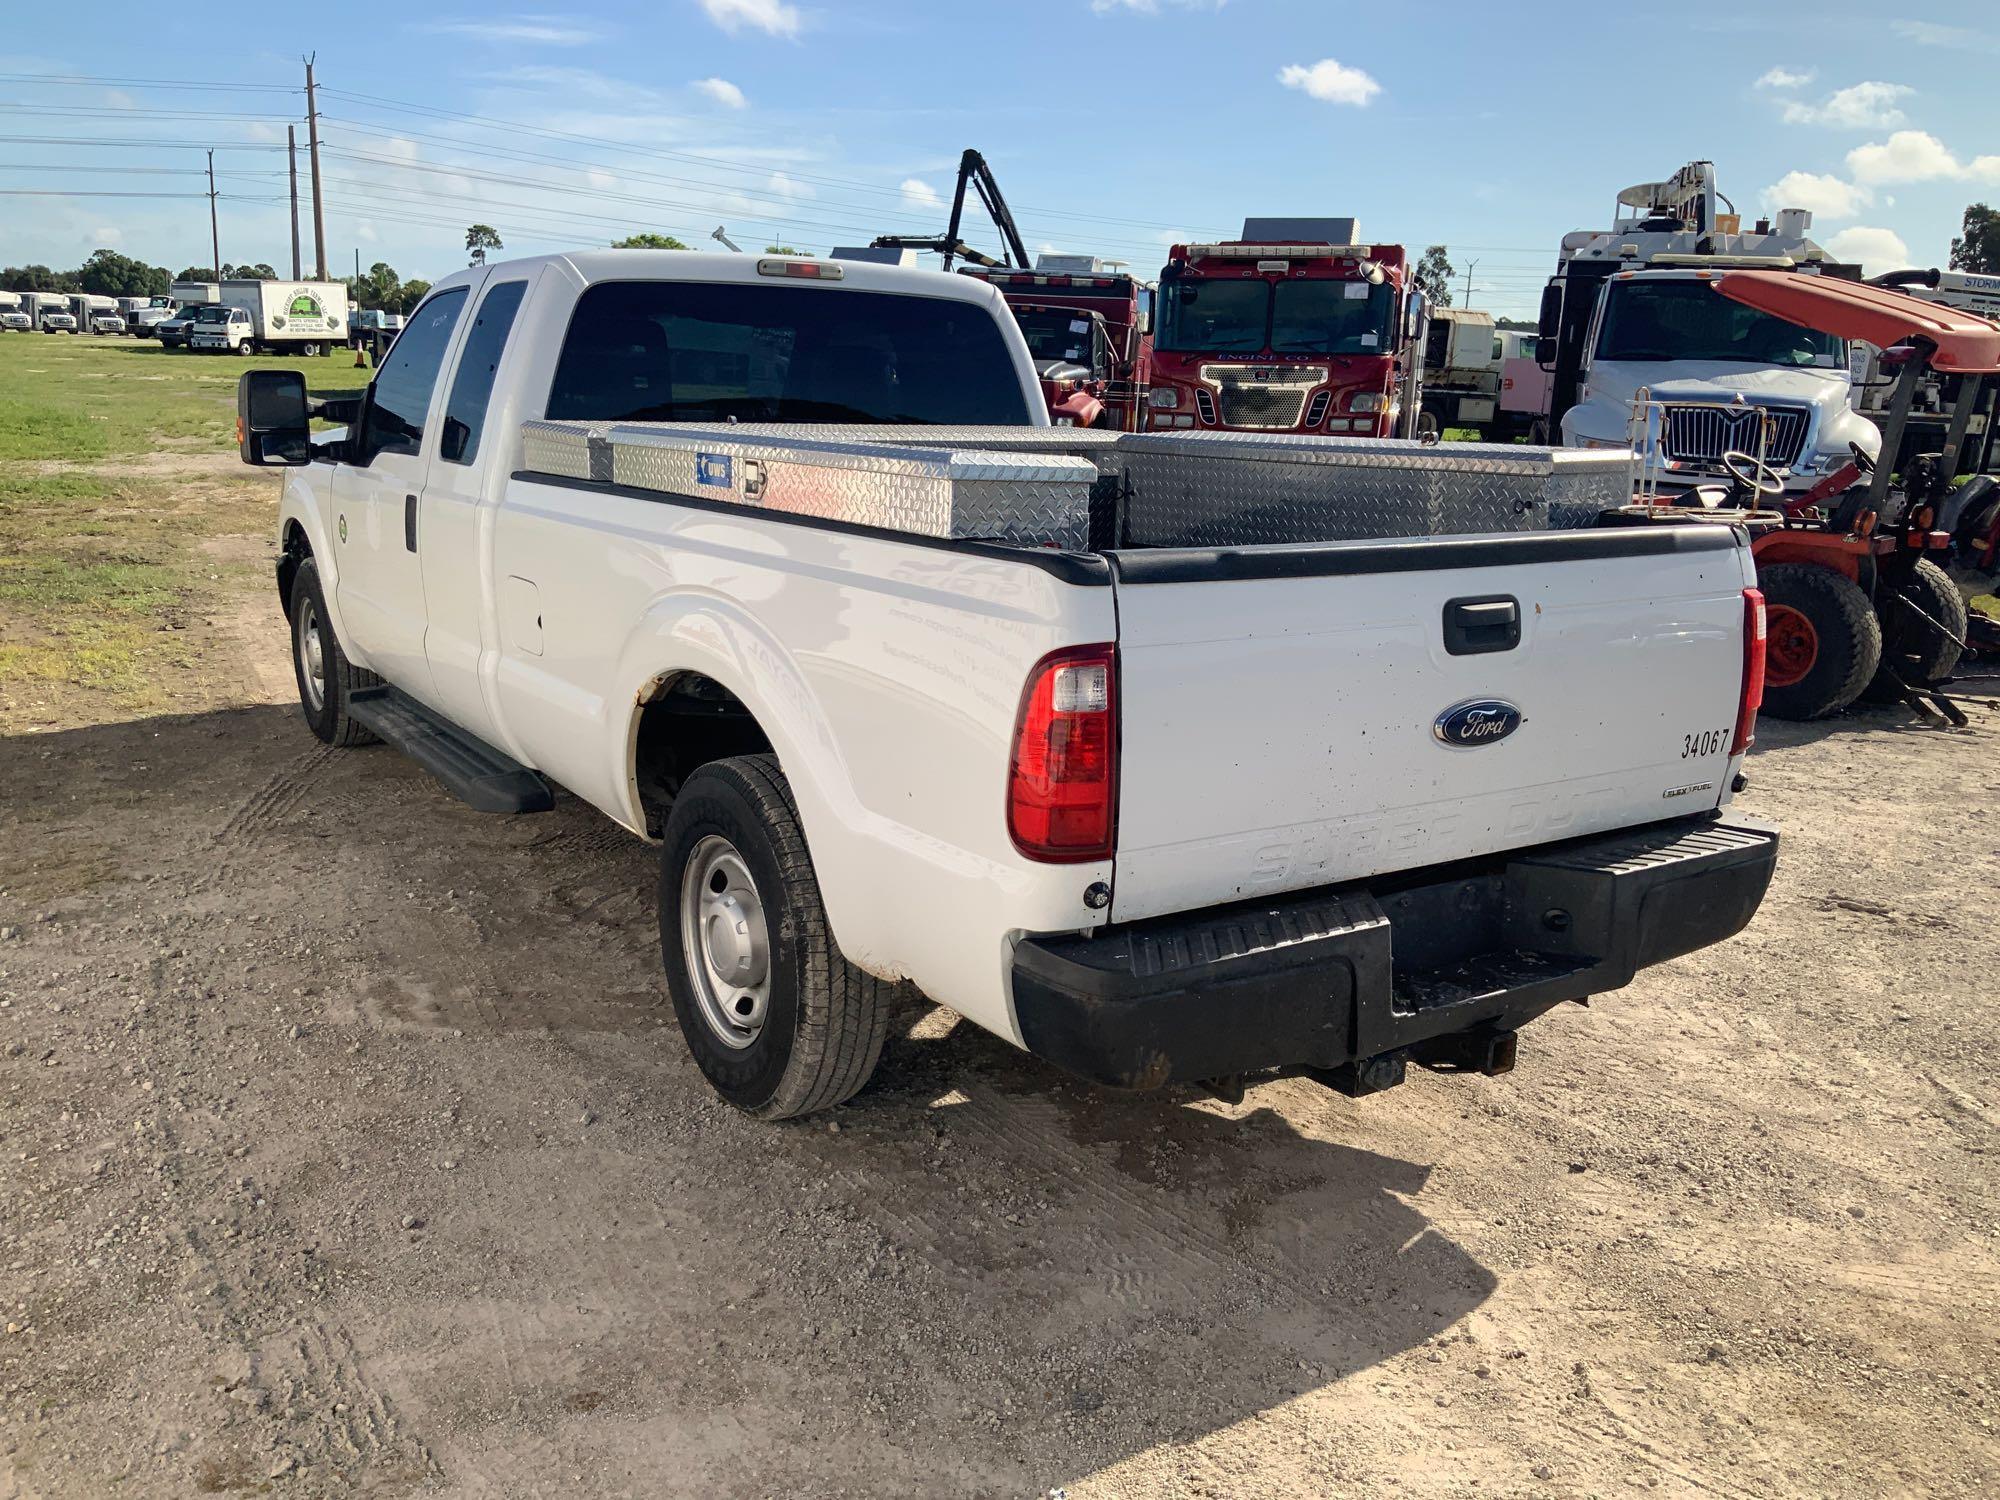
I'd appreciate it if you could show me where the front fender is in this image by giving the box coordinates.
[276,467,356,639]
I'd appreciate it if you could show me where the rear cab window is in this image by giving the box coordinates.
[545,280,1032,426]
[441,280,528,465]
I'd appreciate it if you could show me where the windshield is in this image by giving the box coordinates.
[1157,275,1394,356]
[1012,308,1097,367]
[1271,279,1394,355]
[1596,279,1845,367]
[1156,277,1269,353]
[547,280,1034,426]
[194,306,232,323]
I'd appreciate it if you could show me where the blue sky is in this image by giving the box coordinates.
[2,1,1995,317]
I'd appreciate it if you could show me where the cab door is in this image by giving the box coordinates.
[331,286,470,702]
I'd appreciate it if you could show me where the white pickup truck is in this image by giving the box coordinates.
[235,250,1778,1120]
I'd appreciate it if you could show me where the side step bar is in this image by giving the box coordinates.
[345,686,554,814]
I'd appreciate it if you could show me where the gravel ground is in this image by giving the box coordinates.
[1,524,1997,1498]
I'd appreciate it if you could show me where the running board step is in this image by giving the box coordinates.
[346,686,554,814]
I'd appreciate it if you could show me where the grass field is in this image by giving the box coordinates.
[0,335,371,727]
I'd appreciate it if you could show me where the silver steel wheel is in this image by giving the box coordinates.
[679,835,773,1050]
[295,596,327,713]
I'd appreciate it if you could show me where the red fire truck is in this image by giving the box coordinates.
[1146,219,1427,438]
[959,257,1152,430]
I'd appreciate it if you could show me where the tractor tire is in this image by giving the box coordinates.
[1860,558,1967,701]
[1758,563,1882,721]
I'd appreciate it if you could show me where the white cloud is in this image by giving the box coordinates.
[901,178,942,209]
[90,225,122,247]
[1845,129,2000,186]
[1762,170,1870,220]
[1277,58,1382,108]
[700,0,801,38]
[694,77,747,109]
[1090,0,1225,11]
[423,17,604,45]
[586,169,618,189]
[766,170,812,199]
[1780,81,1913,129]
[356,219,379,244]
[1892,21,2000,54]
[1826,226,1911,277]
[1756,66,1813,89]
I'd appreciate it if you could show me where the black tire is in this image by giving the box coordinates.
[659,754,889,1120]
[1758,563,1882,721]
[1860,557,1967,701]
[287,556,381,746]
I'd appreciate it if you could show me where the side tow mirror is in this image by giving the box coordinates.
[1537,281,1562,344]
[237,368,311,466]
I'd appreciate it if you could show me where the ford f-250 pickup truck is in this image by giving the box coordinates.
[235,249,1778,1120]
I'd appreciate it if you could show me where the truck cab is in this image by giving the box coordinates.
[1539,162,1879,491]
[1146,219,1422,437]
[961,257,1152,430]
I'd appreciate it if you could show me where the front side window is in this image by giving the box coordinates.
[1012,308,1096,367]
[1156,277,1268,354]
[362,287,468,458]
[441,280,527,465]
[545,280,1032,425]
[1595,280,1844,367]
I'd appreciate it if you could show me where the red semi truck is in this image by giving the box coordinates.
[1146,218,1426,437]
[960,257,1152,430]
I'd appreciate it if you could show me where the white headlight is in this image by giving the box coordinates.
[1148,387,1180,410]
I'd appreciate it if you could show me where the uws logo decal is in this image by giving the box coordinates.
[1433,698,1523,748]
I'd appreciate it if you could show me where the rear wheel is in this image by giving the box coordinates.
[1860,557,1966,701]
[1757,562,1882,720]
[659,754,889,1120]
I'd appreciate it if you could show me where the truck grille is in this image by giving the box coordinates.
[1201,364,1327,430]
[1659,403,1810,468]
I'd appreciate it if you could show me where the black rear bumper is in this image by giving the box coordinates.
[1010,814,1778,1090]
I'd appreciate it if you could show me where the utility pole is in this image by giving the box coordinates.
[206,150,221,281]
[304,54,327,280]
[287,126,302,279]
[1461,258,1478,309]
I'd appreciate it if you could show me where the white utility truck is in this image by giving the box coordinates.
[195,278,348,356]
[234,250,1778,1119]
[0,290,26,331]
[1538,162,1880,492]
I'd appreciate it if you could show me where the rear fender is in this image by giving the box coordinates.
[611,592,890,974]
[1751,532,1869,584]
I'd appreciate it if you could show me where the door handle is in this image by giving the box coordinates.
[404,493,418,553]
[1443,595,1520,655]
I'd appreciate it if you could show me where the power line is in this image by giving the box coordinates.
[0,72,301,93]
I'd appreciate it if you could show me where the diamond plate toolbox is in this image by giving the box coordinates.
[589,424,1098,549]
[1109,432,1631,548]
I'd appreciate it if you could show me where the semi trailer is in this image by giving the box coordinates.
[1147,220,1426,438]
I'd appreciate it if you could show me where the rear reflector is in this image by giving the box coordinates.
[757,258,843,280]
[1730,588,1766,756]
[1009,645,1117,862]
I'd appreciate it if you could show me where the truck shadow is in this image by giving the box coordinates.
[1,704,1496,1492]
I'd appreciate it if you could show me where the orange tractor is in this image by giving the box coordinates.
[1609,270,1998,723]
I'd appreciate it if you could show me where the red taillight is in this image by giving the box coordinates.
[1730,588,1766,756]
[1008,645,1117,863]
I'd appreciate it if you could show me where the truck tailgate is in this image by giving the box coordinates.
[1107,526,1755,923]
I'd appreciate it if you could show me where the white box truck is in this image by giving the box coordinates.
[194,279,349,356]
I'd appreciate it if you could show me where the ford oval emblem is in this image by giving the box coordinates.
[1433,699,1523,748]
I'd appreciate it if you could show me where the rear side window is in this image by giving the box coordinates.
[545,280,1033,426]
[441,280,527,466]
[363,287,468,457]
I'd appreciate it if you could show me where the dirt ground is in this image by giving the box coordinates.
[2,458,1997,1500]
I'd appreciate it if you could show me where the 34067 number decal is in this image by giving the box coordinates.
[1681,727,1729,759]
